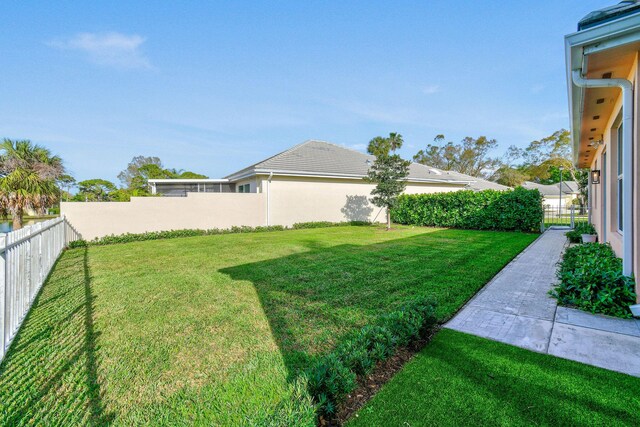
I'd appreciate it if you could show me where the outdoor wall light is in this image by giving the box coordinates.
[588,138,604,148]
[591,169,601,184]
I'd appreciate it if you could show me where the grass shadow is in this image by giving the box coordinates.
[350,329,640,426]
[0,247,114,426]
[220,228,537,380]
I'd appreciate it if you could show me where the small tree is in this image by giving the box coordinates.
[413,135,500,179]
[57,174,76,201]
[75,179,117,202]
[117,155,163,188]
[365,152,410,230]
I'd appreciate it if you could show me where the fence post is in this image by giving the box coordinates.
[25,226,32,312]
[570,205,575,229]
[540,202,545,233]
[38,223,43,289]
[0,235,6,361]
[0,217,78,364]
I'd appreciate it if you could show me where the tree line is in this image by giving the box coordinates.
[408,129,585,188]
[0,129,586,230]
[364,129,589,230]
[63,156,208,202]
[0,139,209,229]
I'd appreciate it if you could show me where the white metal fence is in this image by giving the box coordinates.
[0,216,79,362]
[542,205,589,230]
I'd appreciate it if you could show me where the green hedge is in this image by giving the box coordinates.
[565,222,597,243]
[67,226,285,248]
[303,297,437,418]
[391,187,543,232]
[67,221,372,248]
[550,243,636,318]
[292,221,371,229]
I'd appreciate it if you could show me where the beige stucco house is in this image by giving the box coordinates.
[150,140,506,196]
[565,0,640,302]
[63,140,507,239]
[223,140,507,226]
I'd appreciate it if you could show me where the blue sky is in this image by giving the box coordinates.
[1,1,608,184]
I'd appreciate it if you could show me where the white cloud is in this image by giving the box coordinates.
[422,84,440,95]
[49,32,151,69]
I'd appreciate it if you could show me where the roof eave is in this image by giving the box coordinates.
[228,167,473,185]
[148,179,229,183]
[566,13,640,168]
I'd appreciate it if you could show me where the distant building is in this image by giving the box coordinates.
[149,140,509,198]
[521,181,579,210]
[64,140,511,240]
[149,179,234,197]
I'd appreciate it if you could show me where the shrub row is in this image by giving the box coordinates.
[391,187,543,232]
[550,243,636,318]
[565,222,596,243]
[67,221,372,248]
[303,297,437,418]
[67,226,284,248]
[291,221,371,229]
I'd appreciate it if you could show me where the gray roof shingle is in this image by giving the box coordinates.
[562,181,580,193]
[522,181,578,196]
[226,140,509,191]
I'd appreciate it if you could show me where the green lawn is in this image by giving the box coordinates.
[0,226,536,425]
[348,329,640,427]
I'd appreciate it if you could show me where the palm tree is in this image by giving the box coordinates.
[387,132,404,152]
[367,132,405,157]
[0,139,65,230]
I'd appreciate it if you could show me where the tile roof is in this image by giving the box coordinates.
[578,1,640,30]
[562,181,580,193]
[225,140,509,190]
[522,181,579,197]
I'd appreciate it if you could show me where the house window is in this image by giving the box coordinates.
[617,123,623,233]
[237,183,251,193]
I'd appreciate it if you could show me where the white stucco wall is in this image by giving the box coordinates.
[264,175,466,226]
[62,176,469,240]
[62,192,266,240]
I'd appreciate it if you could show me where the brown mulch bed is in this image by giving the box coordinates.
[320,328,439,426]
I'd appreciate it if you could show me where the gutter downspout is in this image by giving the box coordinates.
[587,173,592,224]
[572,70,633,276]
[266,172,273,226]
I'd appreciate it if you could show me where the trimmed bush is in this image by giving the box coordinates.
[67,226,286,247]
[292,221,371,229]
[391,187,543,232]
[306,354,357,417]
[66,222,373,248]
[82,225,286,246]
[551,243,636,318]
[304,296,437,418]
[565,222,596,243]
[67,239,88,249]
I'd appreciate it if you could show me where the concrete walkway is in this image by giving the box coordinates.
[445,228,640,377]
